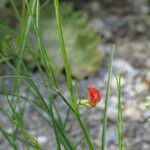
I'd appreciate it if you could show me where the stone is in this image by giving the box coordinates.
[113,59,138,78]
[134,82,149,94]
[106,128,117,145]
[124,107,143,121]
[37,136,47,144]
[116,41,150,68]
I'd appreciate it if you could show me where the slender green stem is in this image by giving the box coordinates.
[116,75,125,150]
[55,122,75,150]
[52,1,94,148]
[20,0,26,34]
[53,0,76,108]
[63,109,70,129]
[13,0,36,109]
[0,75,74,112]
[0,123,16,149]
[75,111,94,150]
[15,0,36,77]
[0,53,14,70]
[101,45,115,150]
[1,94,42,150]
[10,0,21,23]
[47,84,61,150]
[25,0,58,89]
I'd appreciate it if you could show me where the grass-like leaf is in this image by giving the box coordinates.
[54,0,76,107]
[54,0,94,149]
[116,74,125,150]
[15,0,36,80]
[25,0,58,89]
[101,45,115,150]
[1,93,42,150]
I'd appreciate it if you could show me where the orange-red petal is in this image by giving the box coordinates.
[87,87,101,107]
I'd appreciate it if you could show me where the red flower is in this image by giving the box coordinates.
[87,87,101,107]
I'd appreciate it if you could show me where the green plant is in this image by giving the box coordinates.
[0,0,120,150]
[0,0,9,9]
[147,0,150,14]
[145,96,150,122]
[146,96,150,113]
[0,2,103,79]
[101,45,114,150]
[41,3,103,79]
[116,74,125,150]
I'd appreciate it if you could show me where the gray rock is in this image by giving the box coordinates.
[113,58,138,78]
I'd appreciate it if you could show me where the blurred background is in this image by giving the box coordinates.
[0,0,150,150]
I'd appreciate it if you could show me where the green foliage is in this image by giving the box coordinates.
[0,0,9,9]
[116,74,125,150]
[54,0,94,148]
[0,3,17,58]
[0,35,11,54]
[145,96,150,122]
[42,3,103,79]
[0,21,16,55]
[0,1,113,149]
[146,96,150,109]
[147,0,150,14]
[0,3,103,79]
[101,45,115,150]
[148,0,150,5]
